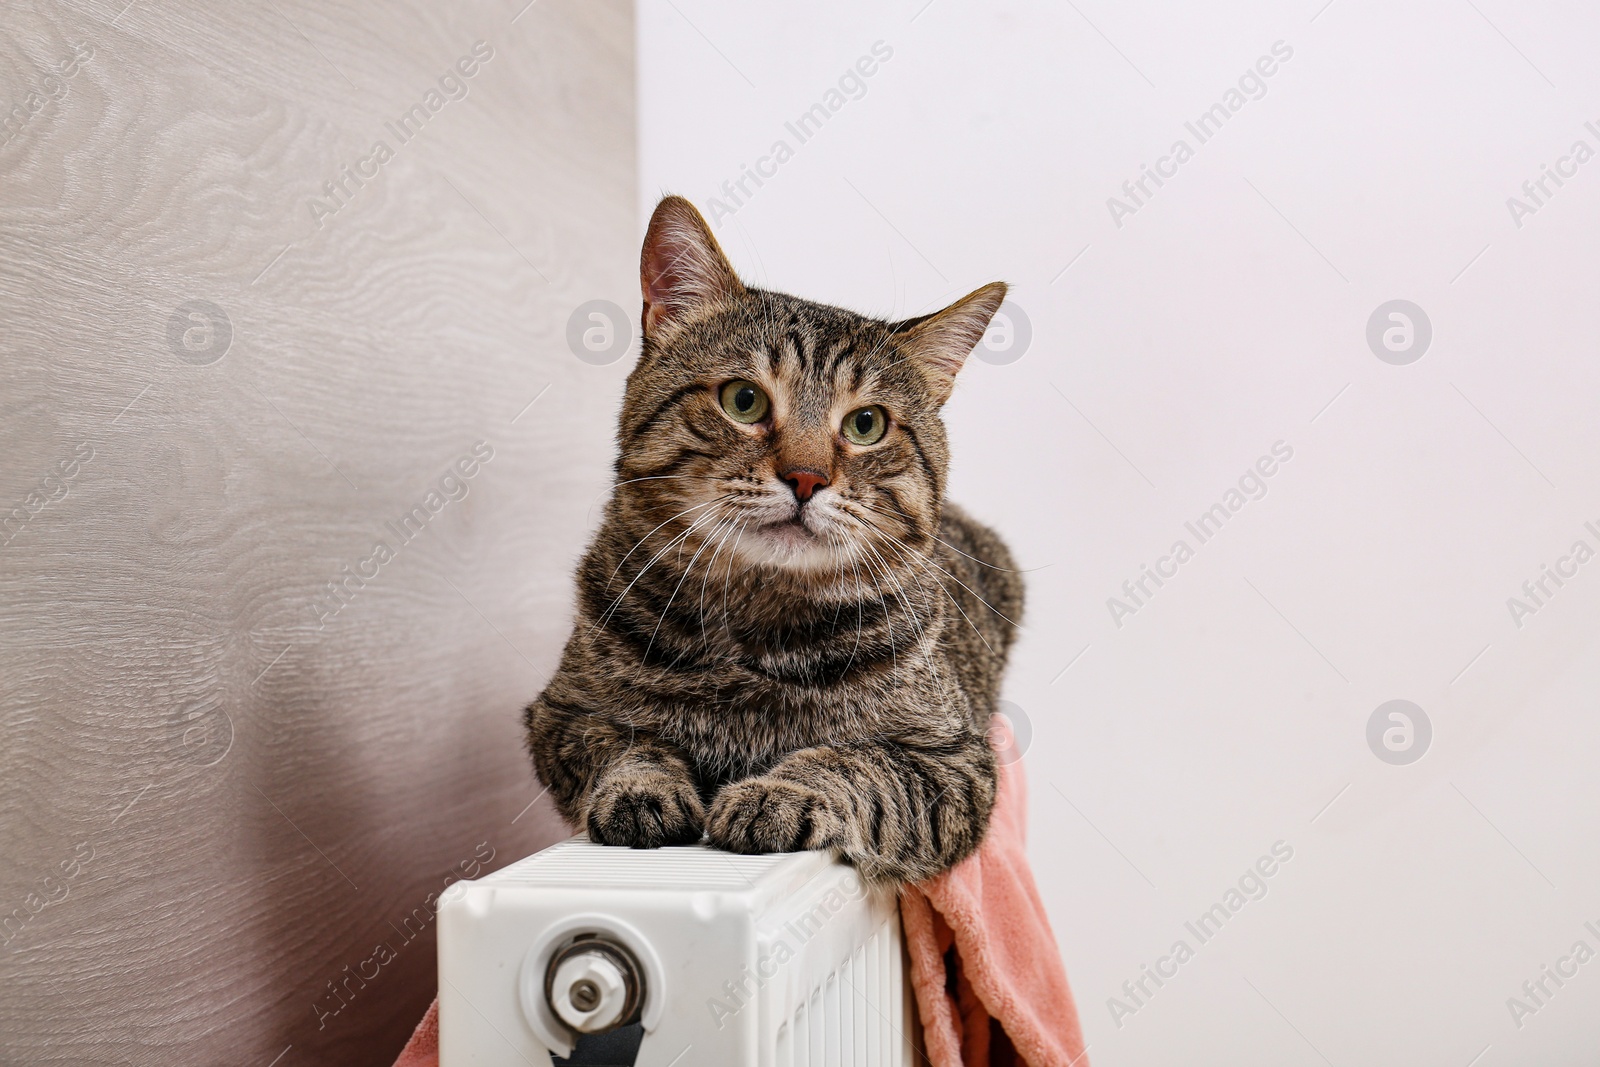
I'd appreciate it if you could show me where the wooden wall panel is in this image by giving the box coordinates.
[0,1,636,1063]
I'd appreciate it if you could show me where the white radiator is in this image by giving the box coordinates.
[437,835,916,1066]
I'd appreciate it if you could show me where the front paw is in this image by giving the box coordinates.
[587,768,705,849]
[706,777,842,855]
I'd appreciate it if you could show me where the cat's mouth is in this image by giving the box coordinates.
[758,516,816,545]
[736,500,840,570]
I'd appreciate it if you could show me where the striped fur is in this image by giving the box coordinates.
[524,197,1020,883]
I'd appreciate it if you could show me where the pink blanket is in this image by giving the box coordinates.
[391,998,438,1067]
[391,724,1084,1067]
[899,720,1088,1066]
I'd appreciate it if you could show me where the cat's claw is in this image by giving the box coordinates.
[586,768,705,848]
[706,777,842,855]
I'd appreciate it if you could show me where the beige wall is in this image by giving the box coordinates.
[0,1,635,1063]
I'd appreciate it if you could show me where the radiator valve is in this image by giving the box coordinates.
[544,935,645,1034]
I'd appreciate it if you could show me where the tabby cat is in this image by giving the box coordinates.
[524,196,1021,883]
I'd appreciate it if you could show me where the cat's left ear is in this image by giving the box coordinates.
[894,282,1007,405]
[640,195,745,338]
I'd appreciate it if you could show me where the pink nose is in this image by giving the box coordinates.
[782,469,829,502]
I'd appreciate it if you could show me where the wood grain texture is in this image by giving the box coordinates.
[0,0,636,1063]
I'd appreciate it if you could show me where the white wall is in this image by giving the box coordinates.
[639,2,1600,1062]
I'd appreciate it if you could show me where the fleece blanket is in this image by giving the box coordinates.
[899,717,1087,1066]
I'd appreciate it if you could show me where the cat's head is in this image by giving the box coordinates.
[614,195,1004,577]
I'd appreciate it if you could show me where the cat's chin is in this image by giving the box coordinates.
[739,519,840,572]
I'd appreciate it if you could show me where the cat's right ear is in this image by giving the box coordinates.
[640,196,744,337]
[893,282,1007,406]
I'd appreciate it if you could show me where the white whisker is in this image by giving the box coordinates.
[602,494,734,590]
[643,506,734,663]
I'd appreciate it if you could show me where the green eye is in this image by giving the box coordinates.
[719,380,769,424]
[842,405,887,446]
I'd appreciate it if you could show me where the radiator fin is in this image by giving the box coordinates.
[770,917,911,1066]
